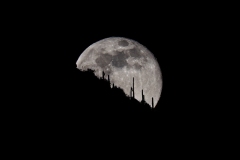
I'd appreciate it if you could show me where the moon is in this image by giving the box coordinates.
[76,37,162,108]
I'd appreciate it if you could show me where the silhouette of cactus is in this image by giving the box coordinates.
[133,77,135,99]
[102,71,105,79]
[129,77,135,99]
[142,89,145,102]
[152,97,154,108]
[130,87,132,98]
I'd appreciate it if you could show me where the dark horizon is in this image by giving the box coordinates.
[100,69,156,108]
[5,3,226,155]
[11,4,220,130]
[72,68,153,112]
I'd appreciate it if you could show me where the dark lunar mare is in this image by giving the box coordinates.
[112,51,129,68]
[95,53,112,68]
[118,40,129,47]
[128,47,142,58]
[133,63,142,70]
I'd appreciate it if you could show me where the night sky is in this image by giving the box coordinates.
[17,2,218,128]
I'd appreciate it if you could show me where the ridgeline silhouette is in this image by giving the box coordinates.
[71,68,154,116]
[39,67,163,130]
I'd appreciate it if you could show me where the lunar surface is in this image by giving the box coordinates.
[76,37,162,108]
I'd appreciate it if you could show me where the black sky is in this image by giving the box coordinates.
[18,2,220,126]
[6,2,229,154]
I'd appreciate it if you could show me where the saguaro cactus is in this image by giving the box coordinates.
[152,97,154,108]
[142,89,145,102]
[130,87,132,98]
[133,77,135,99]
[102,71,105,79]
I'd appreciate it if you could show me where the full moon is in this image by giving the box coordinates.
[76,37,162,108]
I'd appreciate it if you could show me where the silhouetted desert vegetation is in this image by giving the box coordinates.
[64,69,155,122]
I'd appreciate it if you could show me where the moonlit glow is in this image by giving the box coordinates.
[76,37,162,108]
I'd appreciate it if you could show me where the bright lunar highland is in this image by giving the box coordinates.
[76,37,162,108]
